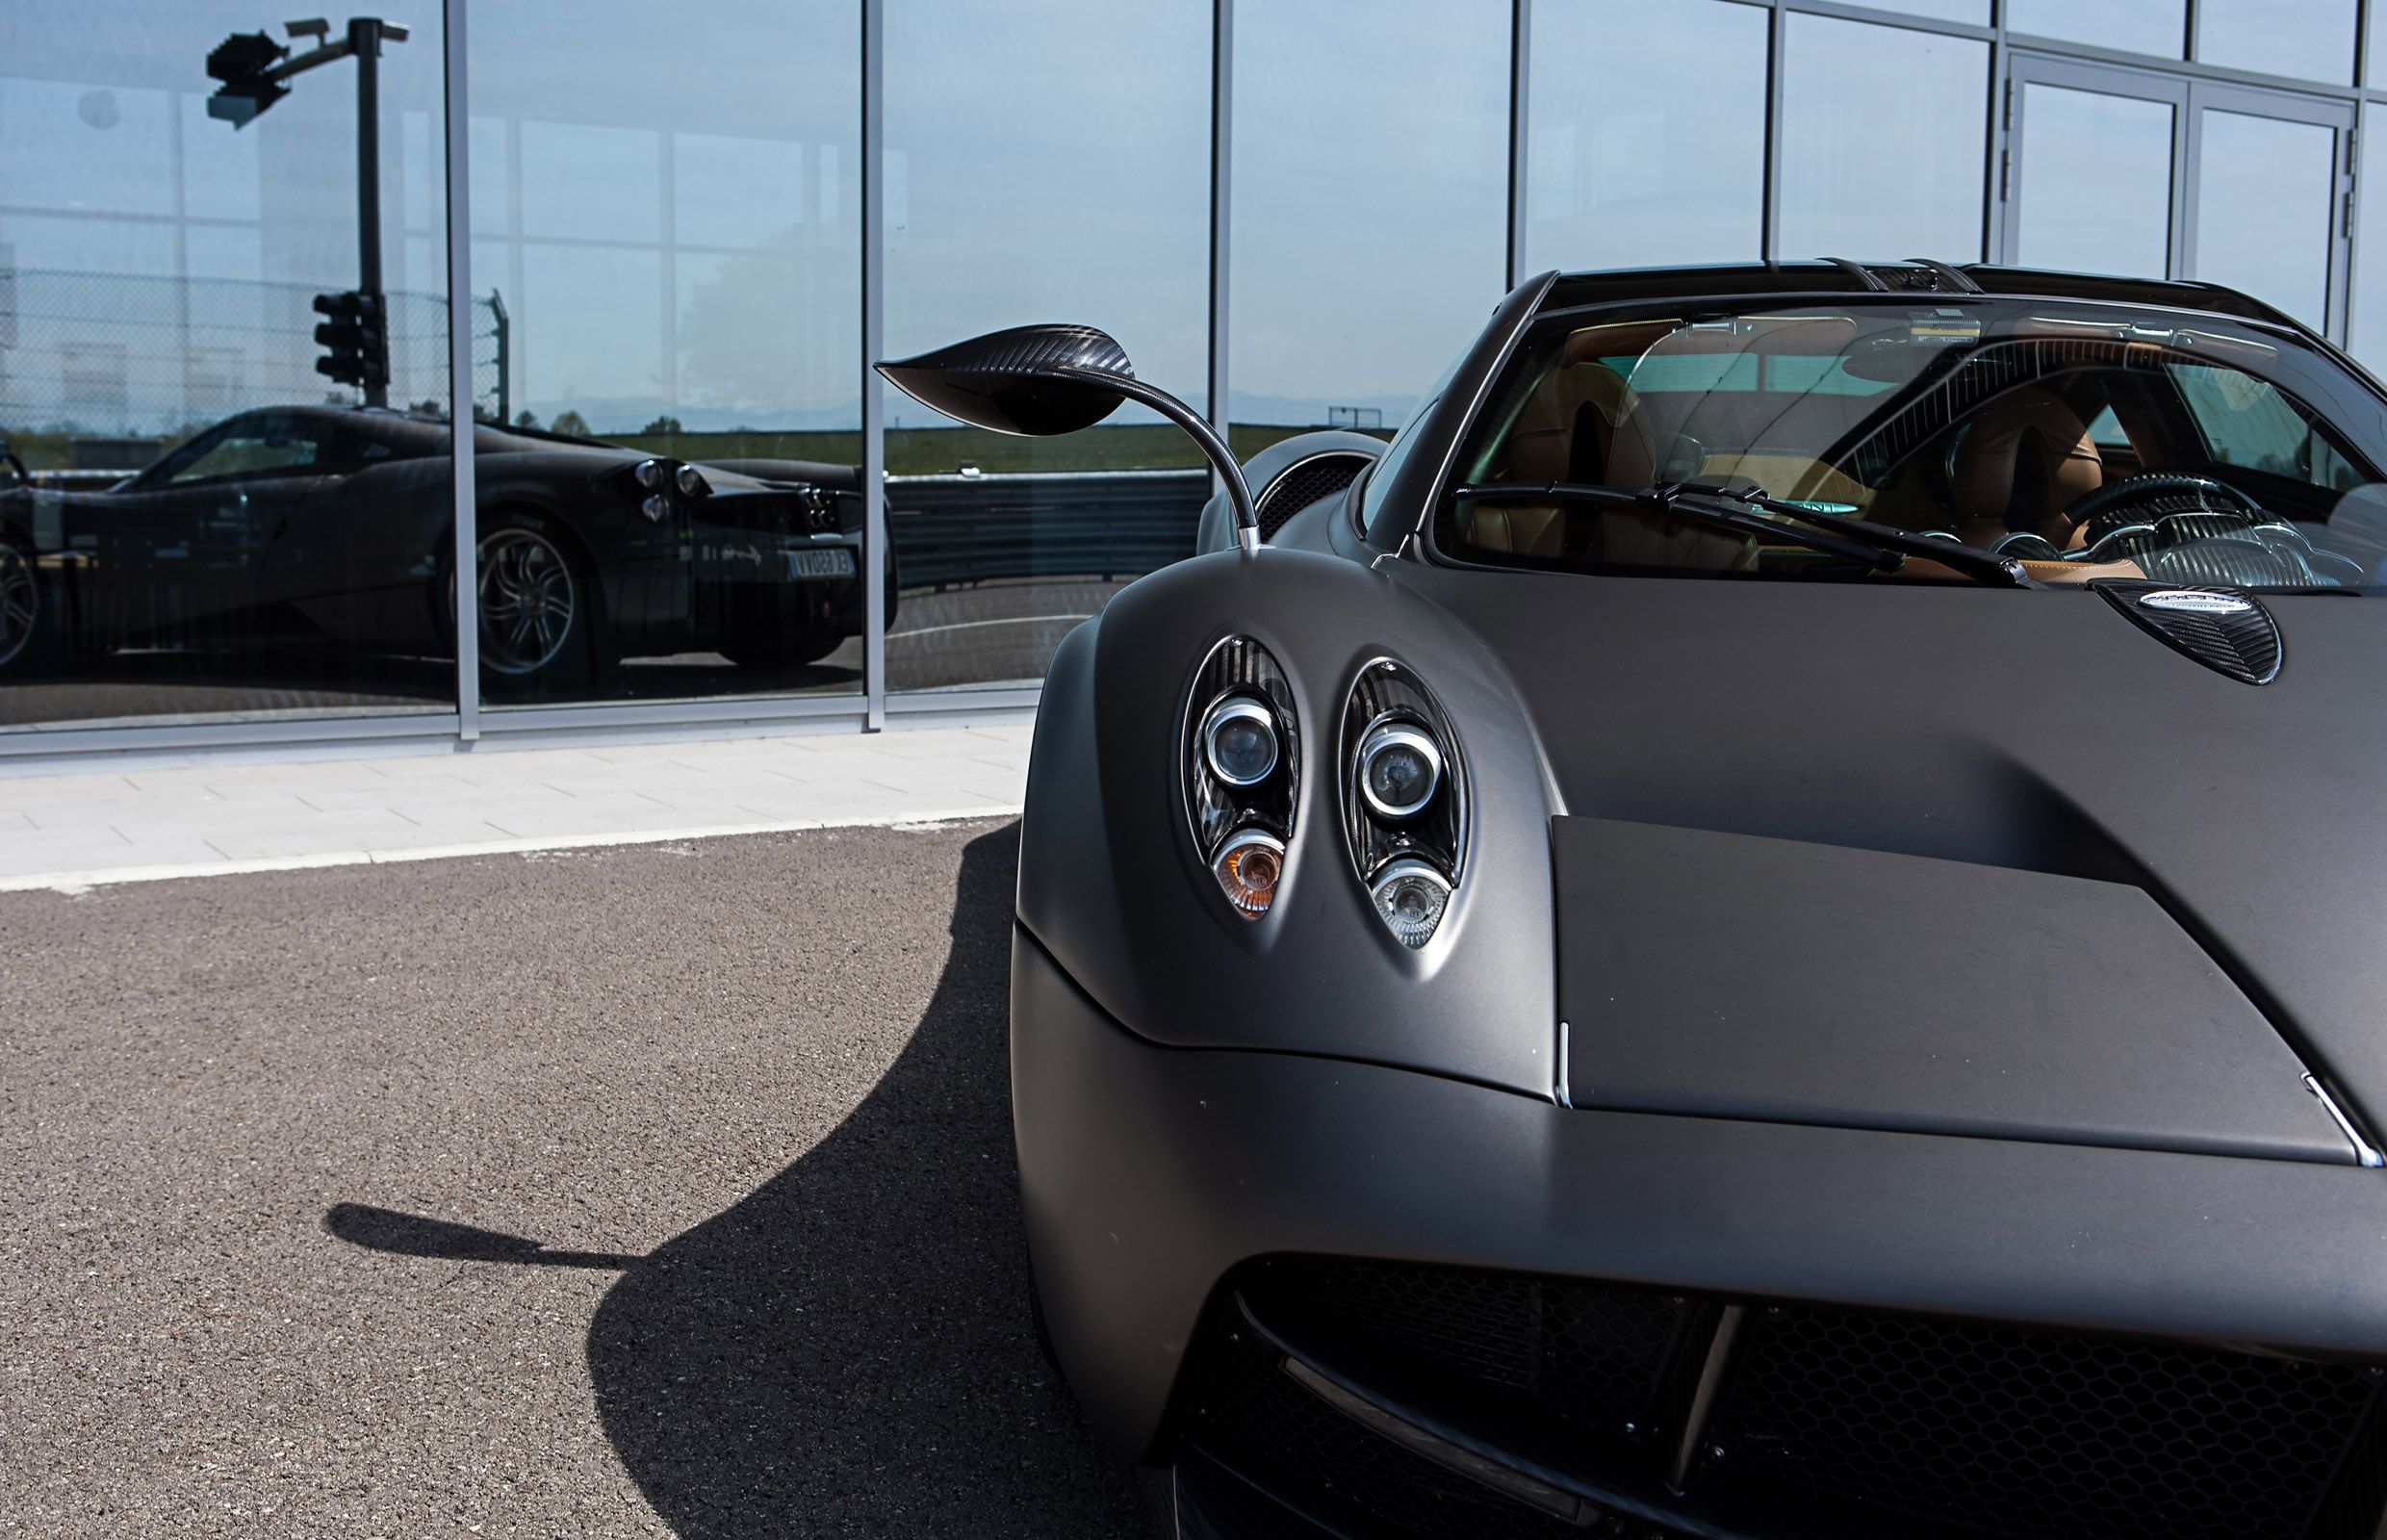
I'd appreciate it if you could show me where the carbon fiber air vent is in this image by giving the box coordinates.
[2095,581,2282,685]
[1256,453,1373,539]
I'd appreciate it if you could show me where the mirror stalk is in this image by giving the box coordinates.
[875,323,1263,553]
[1067,370,1259,552]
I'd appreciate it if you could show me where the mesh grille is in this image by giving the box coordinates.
[1709,1305,2387,1540]
[1258,1256,1686,1433]
[1176,1259,2387,1540]
[1256,454,1371,538]
[1181,1299,1674,1540]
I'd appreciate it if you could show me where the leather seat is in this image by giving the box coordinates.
[1948,388,2104,548]
[1469,360,1749,570]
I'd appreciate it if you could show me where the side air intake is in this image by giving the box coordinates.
[1255,452,1373,539]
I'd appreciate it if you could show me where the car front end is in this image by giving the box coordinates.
[1008,265,2387,1539]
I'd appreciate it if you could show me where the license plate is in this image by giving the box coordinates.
[787,547,857,579]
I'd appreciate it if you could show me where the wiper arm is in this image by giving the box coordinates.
[1663,479,2040,588]
[1452,480,2040,589]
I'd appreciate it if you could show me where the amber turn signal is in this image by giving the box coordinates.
[1213,830,1285,919]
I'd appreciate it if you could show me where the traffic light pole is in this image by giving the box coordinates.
[350,16,385,406]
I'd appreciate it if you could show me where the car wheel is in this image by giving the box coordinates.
[476,520,595,692]
[0,535,47,678]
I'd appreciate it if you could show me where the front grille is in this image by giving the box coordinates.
[1256,454,1371,539]
[1710,1304,2384,1540]
[1178,1257,2387,1540]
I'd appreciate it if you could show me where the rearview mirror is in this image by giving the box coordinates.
[877,323,1260,551]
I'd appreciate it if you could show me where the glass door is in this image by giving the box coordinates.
[2002,57,2184,282]
[2002,56,2354,339]
[2186,84,2353,335]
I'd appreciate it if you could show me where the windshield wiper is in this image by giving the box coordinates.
[1452,479,2040,589]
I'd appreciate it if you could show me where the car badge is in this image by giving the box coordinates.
[2138,589,2254,616]
[2095,581,2280,686]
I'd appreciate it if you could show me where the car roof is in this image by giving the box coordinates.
[1539,260,2304,332]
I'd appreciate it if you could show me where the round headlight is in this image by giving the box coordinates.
[634,457,667,490]
[1358,721,1442,821]
[675,464,709,499]
[1213,829,1285,919]
[1369,858,1450,948]
[1202,696,1279,787]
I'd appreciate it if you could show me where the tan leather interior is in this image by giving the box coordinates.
[1471,359,1658,558]
[1886,554,2146,584]
[1947,388,2104,547]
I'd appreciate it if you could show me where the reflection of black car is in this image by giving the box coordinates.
[882,264,2387,1540]
[0,406,885,691]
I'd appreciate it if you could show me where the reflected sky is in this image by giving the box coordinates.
[1522,0,1766,274]
[2195,0,2357,85]
[2005,0,2184,57]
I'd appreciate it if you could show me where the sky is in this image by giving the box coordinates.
[0,0,1524,436]
[6,0,2373,438]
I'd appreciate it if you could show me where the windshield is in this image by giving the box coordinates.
[1440,297,2387,592]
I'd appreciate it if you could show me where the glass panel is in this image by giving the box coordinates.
[885,0,1208,693]
[1232,0,1508,451]
[2194,0,2356,85]
[2350,105,2387,368]
[2005,0,2184,57]
[2015,85,2173,279]
[468,0,862,707]
[2015,0,2186,56]
[0,2,453,732]
[2193,110,2338,330]
[1778,16,1989,263]
[1850,0,1989,22]
[1521,0,1766,273]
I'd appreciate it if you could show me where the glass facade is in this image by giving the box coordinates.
[5,0,2387,752]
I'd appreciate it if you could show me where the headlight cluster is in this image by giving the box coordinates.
[1341,658,1466,949]
[1182,636,1299,920]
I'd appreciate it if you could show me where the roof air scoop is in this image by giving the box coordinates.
[2094,581,2282,685]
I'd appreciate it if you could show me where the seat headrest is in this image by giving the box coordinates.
[1949,387,2103,535]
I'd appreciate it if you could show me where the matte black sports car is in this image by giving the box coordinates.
[0,406,880,691]
[880,261,2387,1539]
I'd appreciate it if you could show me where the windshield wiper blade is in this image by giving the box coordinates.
[1453,480,2040,588]
[1453,481,1906,574]
[1662,480,2041,588]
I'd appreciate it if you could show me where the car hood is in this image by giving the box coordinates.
[1398,564,2387,1165]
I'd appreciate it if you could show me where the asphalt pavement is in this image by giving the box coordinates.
[0,819,1160,1538]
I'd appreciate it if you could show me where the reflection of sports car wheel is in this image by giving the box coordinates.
[477,520,593,689]
[0,537,42,677]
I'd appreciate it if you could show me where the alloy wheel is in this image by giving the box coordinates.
[0,543,37,671]
[477,526,577,677]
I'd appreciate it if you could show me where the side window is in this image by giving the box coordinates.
[2086,405,2132,452]
[2169,364,2362,491]
[166,417,327,484]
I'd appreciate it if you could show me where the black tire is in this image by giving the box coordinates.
[475,516,599,694]
[0,532,52,680]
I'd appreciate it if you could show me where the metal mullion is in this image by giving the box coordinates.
[861,0,886,730]
[1506,0,1529,288]
[1762,2,1785,260]
[1208,0,1233,470]
[444,0,478,740]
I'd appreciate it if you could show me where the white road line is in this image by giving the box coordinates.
[0,804,1021,895]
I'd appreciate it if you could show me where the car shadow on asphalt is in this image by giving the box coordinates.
[324,824,1156,1538]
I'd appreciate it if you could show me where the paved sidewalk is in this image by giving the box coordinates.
[0,723,1033,891]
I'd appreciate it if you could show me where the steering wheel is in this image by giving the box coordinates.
[2062,473,2265,539]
